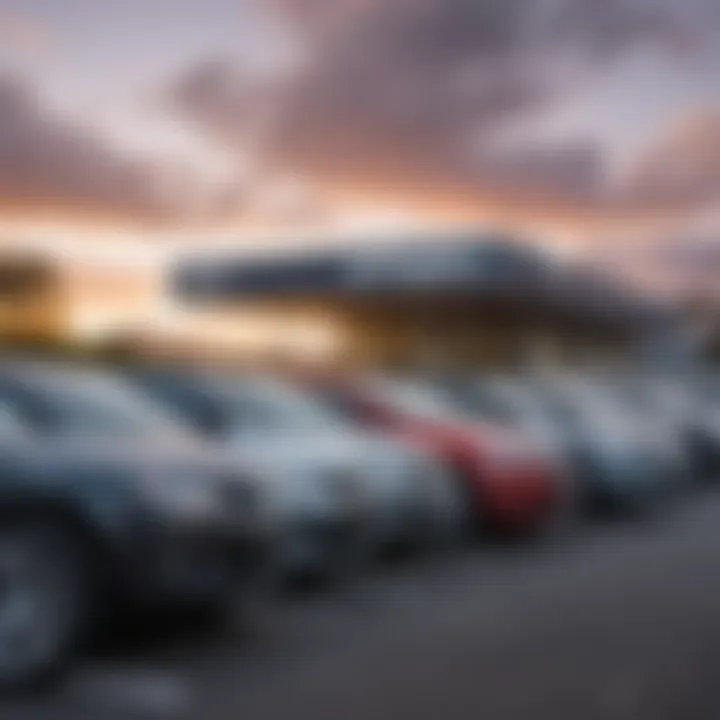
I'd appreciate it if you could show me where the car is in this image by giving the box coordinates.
[125,367,462,580]
[304,373,566,537]
[639,374,720,480]
[529,374,683,514]
[436,375,577,486]
[593,374,694,483]
[0,362,268,690]
[441,373,684,517]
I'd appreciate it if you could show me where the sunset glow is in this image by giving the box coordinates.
[0,0,718,332]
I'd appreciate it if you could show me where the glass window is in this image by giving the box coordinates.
[193,375,343,433]
[369,379,462,421]
[12,369,194,439]
[0,403,27,439]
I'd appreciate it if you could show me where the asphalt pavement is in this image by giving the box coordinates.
[6,488,720,720]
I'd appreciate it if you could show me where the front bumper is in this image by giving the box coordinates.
[478,466,562,531]
[117,516,272,609]
[272,514,368,580]
[582,453,669,515]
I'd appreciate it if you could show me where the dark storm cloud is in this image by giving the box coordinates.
[0,74,224,224]
[270,0,678,58]
[167,0,719,220]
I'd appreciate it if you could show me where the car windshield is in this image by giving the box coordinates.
[197,375,342,433]
[616,385,653,410]
[462,382,526,424]
[20,369,194,438]
[552,381,628,427]
[0,403,27,440]
[370,379,462,422]
[528,383,583,427]
[498,383,549,416]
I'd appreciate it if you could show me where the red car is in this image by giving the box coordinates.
[302,374,569,536]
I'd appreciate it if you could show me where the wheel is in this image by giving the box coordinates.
[0,519,90,692]
[171,593,246,636]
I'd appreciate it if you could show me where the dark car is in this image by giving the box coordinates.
[0,362,268,690]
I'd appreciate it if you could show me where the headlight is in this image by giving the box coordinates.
[137,472,225,522]
[256,465,335,517]
[325,468,368,507]
[306,466,368,515]
[216,473,268,522]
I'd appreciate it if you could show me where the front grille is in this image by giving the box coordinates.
[219,476,260,518]
[324,470,366,511]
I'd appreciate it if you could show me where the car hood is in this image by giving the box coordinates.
[225,427,413,471]
[398,415,547,467]
[5,433,230,478]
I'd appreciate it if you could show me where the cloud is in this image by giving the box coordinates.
[166,0,711,226]
[0,9,49,55]
[0,74,239,225]
[624,111,720,209]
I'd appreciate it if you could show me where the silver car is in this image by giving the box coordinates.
[636,373,720,479]
[127,370,463,581]
[445,374,678,516]
[541,375,685,512]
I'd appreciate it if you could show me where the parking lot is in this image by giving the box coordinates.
[2,1,719,715]
[5,486,720,720]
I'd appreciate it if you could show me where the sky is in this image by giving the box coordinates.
[1,0,720,297]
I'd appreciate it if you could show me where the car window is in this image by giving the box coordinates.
[0,403,27,440]
[531,387,581,427]
[369,380,462,422]
[467,385,519,424]
[192,375,344,433]
[557,383,629,428]
[5,369,195,439]
[311,387,359,421]
[128,372,226,431]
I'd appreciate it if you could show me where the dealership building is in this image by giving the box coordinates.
[0,252,160,348]
[172,234,679,371]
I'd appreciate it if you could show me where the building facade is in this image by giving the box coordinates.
[0,255,67,343]
[173,235,675,371]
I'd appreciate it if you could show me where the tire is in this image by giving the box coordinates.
[173,593,245,635]
[0,519,91,693]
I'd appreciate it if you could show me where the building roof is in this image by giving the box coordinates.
[172,234,673,331]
